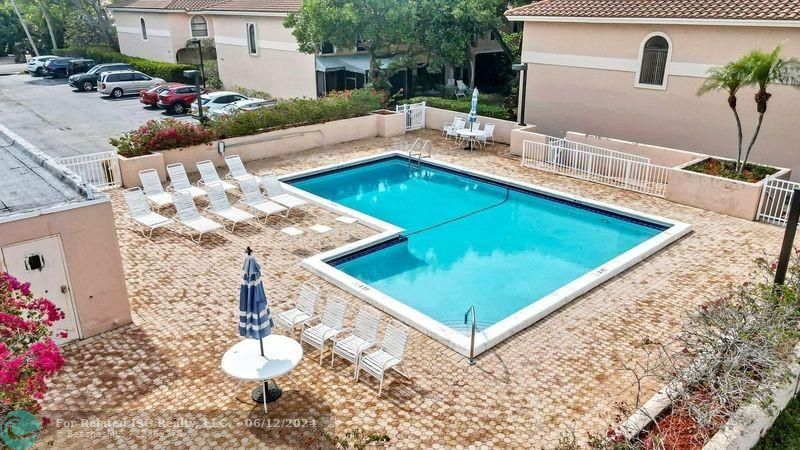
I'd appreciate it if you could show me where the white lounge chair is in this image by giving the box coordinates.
[356,320,410,396]
[204,182,255,232]
[238,176,287,222]
[172,191,223,243]
[445,117,466,140]
[224,155,256,183]
[274,283,321,336]
[196,160,236,192]
[477,123,495,147]
[261,174,308,215]
[166,163,206,199]
[331,306,382,376]
[301,296,349,364]
[455,80,468,98]
[138,169,172,209]
[123,187,172,238]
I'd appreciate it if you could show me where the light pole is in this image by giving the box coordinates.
[188,37,206,90]
[512,63,528,126]
[183,69,206,124]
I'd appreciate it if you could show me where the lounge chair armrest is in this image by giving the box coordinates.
[322,328,346,341]
[197,180,207,187]
[358,342,379,356]
[330,328,353,343]
[381,356,401,371]
[301,315,320,329]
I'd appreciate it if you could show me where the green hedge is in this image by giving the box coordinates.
[400,96,513,120]
[54,47,194,82]
[210,89,383,139]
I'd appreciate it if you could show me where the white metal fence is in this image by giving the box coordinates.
[757,177,800,225]
[396,101,426,131]
[521,139,672,197]
[56,151,121,190]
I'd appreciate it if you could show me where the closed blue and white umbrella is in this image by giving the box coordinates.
[468,88,479,124]
[238,247,273,357]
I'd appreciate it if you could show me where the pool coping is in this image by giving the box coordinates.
[281,151,692,358]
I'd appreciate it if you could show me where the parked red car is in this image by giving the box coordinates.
[157,85,202,114]
[139,82,179,108]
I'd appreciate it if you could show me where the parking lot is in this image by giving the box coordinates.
[0,72,193,158]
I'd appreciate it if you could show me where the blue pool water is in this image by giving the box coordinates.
[290,157,665,329]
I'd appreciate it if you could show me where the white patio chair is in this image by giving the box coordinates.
[442,115,465,138]
[138,169,172,209]
[445,117,466,140]
[123,187,172,238]
[204,182,255,232]
[300,295,349,364]
[274,283,321,336]
[261,175,308,215]
[166,163,206,199]
[196,160,236,192]
[331,306,382,377]
[455,80,468,98]
[237,176,287,222]
[477,123,495,148]
[356,320,410,396]
[224,155,256,183]
[172,191,223,243]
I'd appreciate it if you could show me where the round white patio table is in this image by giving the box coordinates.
[221,335,303,413]
[456,128,486,151]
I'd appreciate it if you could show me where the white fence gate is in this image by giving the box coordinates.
[56,151,121,190]
[522,138,673,197]
[396,101,426,131]
[757,177,800,225]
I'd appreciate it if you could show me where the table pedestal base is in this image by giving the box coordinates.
[252,380,282,403]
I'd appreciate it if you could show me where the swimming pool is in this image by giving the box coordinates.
[284,153,690,357]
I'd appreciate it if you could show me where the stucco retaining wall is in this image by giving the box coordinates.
[565,132,706,167]
[509,126,545,156]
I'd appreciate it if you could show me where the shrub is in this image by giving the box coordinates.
[209,88,383,139]
[54,47,195,82]
[0,272,66,417]
[110,119,216,157]
[400,95,513,120]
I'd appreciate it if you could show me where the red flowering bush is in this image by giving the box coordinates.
[0,272,66,416]
[110,118,216,157]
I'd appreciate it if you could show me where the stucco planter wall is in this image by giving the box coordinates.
[565,132,706,167]
[665,158,791,221]
[118,115,382,188]
[424,106,520,144]
[509,126,544,156]
[372,110,406,138]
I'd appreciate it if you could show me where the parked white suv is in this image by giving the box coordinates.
[26,55,56,76]
[190,91,248,117]
[98,71,165,98]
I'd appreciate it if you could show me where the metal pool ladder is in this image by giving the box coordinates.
[408,138,431,168]
[464,305,477,365]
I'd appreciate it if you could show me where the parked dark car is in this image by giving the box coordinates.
[157,85,202,114]
[43,58,94,78]
[68,63,132,91]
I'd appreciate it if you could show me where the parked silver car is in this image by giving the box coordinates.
[97,70,165,98]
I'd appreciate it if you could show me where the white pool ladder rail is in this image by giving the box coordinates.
[408,138,431,167]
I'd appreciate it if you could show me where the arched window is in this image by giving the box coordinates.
[637,34,670,87]
[140,18,148,40]
[246,23,257,55]
[191,16,208,38]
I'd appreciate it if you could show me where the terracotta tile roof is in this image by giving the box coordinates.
[506,0,800,21]
[110,0,298,12]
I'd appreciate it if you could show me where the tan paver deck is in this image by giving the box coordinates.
[41,130,786,448]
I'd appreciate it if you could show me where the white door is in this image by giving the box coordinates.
[1,236,80,344]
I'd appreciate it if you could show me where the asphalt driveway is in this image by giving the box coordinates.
[0,72,192,158]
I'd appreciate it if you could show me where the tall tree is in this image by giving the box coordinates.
[8,0,38,55]
[697,62,749,171]
[38,0,57,49]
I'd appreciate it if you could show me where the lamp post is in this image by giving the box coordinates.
[511,63,528,126]
[183,69,206,124]
[188,37,206,90]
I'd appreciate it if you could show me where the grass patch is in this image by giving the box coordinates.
[754,394,800,449]
[684,157,779,183]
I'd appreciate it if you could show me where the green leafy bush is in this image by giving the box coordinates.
[210,89,383,139]
[54,47,194,82]
[110,119,216,157]
[400,95,513,120]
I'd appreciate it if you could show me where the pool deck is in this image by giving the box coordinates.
[42,130,787,448]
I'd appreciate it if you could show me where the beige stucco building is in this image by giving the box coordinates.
[506,0,800,175]
[0,126,131,344]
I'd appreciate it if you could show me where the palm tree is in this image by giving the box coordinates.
[739,45,800,171]
[697,62,749,171]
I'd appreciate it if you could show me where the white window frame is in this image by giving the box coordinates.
[140,17,148,41]
[246,22,258,56]
[190,15,209,38]
[634,31,672,90]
